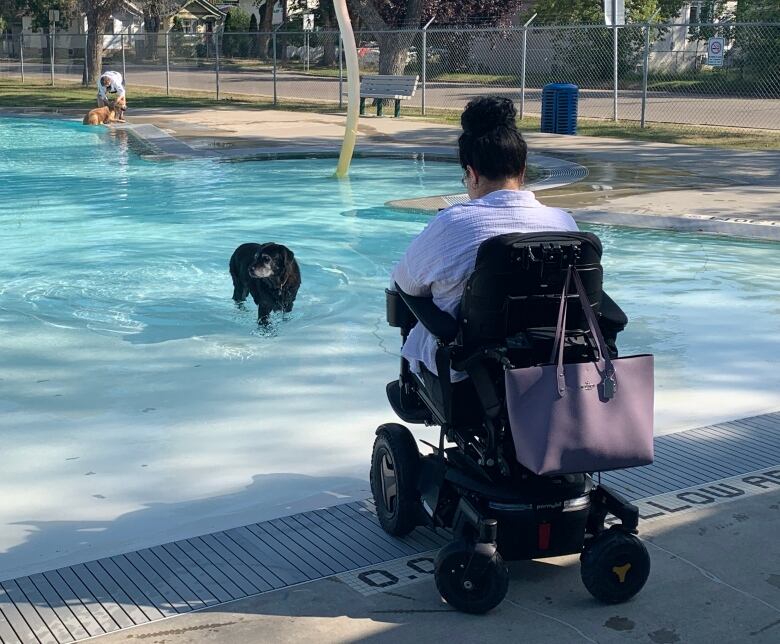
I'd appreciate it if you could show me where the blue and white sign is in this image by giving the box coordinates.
[707,37,725,66]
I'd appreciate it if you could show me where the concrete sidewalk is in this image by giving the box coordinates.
[92,489,780,644]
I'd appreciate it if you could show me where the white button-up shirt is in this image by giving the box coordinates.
[391,189,578,381]
[97,71,126,100]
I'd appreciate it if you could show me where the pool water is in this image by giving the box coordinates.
[1,116,779,579]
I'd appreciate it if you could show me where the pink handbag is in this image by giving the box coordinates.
[504,267,654,475]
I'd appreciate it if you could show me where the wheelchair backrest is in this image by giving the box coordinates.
[459,232,604,351]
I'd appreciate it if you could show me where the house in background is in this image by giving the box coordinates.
[170,0,226,34]
[647,1,739,72]
[8,1,144,55]
[4,0,225,58]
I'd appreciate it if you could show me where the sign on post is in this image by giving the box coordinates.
[603,0,625,25]
[707,37,725,66]
[303,13,314,32]
[48,9,60,22]
[272,2,283,26]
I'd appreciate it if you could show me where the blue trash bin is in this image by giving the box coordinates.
[541,83,579,135]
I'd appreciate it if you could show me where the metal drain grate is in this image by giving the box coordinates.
[603,412,780,500]
[1,411,778,643]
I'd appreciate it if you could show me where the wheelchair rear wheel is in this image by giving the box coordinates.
[435,539,509,614]
[580,528,650,603]
[371,423,421,536]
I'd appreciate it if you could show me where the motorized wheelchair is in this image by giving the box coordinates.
[371,231,651,614]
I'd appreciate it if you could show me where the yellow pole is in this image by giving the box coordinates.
[333,0,360,178]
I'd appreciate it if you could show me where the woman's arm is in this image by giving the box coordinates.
[391,215,448,297]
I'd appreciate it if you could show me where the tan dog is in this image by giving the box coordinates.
[83,106,117,126]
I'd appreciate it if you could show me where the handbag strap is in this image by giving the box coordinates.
[553,266,617,399]
[549,267,572,365]
[571,267,617,398]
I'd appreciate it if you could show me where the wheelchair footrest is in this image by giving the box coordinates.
[386,380,432,424]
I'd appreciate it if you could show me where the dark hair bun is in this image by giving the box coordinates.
[461,96,517,137]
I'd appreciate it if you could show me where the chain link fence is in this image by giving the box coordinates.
[2,23,778,130]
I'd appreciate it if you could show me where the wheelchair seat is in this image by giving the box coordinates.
[387,231,626,462]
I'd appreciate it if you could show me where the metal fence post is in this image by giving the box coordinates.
[272,30,277,106]
[338,35,343,109]
[50,26,55,86]
[421,28,427,115]
[84,32,89,85]
[121,32,126,82]
[20,34,24,83]
[640,24,650,128]
[215,31,221,101]
[421,17,434,116]
[613,24,618,121]
[639,11,660,128]
[520,13,537,121]
[165,32,170,96]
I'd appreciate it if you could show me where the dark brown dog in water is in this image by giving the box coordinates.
[229,242,301,324]
[83,106,117,126]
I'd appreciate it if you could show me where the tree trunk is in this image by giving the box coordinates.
[321,11,336,67]
[354,0,424,76]
[377,32,415,75]
[83,11,109,86]
[258,0,274,60]
[142,14,161,61]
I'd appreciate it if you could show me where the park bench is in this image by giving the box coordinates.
[359,75,419,117]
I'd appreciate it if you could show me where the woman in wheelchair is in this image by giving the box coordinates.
[373,97,650,614]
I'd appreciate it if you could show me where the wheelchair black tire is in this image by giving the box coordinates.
[370,423,420,537]
[435,539,509,614]
[580,528,650,604]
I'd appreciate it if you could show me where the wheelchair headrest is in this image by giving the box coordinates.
[460,232,604,346]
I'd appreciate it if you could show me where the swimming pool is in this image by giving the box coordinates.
[1,116,779,579]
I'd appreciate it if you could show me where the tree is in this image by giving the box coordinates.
[257,0,275,59]
[522,0,685,25]
[80,0,126,85]
[524,0,687,82]
[139,0,180,61]
[350,0,526,75]
[248,10,258,57]
[1,0,76,32]
[316,0,337,67]
[223,7,252,57]
[733,0,780,80]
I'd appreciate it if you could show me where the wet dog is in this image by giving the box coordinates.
[83,106,117,126]
[230,242,301,324]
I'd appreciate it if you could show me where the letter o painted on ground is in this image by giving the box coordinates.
[407,557,435,575]
[358,570,399,588]
[677,491,715,504]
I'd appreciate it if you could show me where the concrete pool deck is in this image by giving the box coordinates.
[116,108,780,241]
[89,487,780,644]
[2,411,780,644]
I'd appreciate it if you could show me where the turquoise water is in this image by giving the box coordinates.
[0,117,463,342]
[1,115,779,578]
[1,117,779,396]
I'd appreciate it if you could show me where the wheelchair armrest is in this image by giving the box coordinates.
[394,283,458,344]
[600,291,628,331]
[599,291,628,358]
[385,288,418,331]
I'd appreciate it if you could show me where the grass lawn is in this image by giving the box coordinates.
[1,79,778,150]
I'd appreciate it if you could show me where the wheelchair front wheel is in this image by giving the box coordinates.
[435,539,509,614]
[370,423,420,536]
[581,528,650,604]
